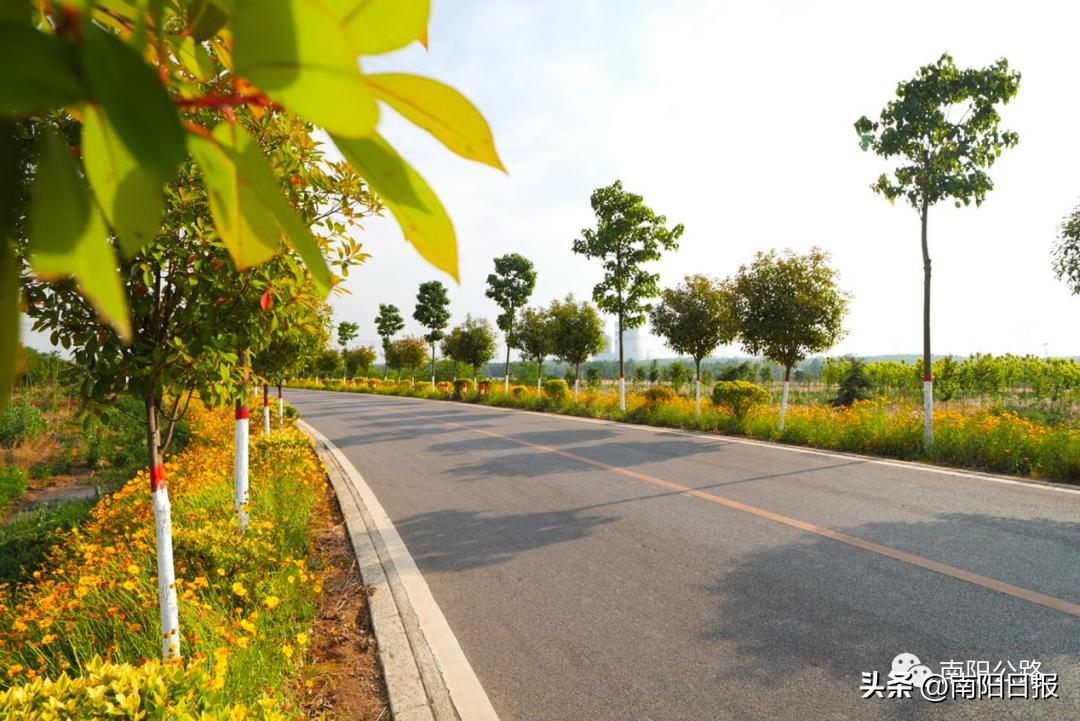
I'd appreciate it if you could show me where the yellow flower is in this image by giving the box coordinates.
[296,632,308,646]
[123,579,137,591]
[217,568,227,577]
[282,644,294,659]
[262,596,280,610]
[126,564,139,575]
[40,633,57,645]
[229,705,247,721]
[231,582,248,598]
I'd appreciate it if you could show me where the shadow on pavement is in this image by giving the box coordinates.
[701,514,1080,720]
[391,506,617,572]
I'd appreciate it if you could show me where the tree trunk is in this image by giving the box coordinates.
[537,358,543,392]
[617,313,625,411]
[277,383,284,429]
[234,353,250,532]
[262,383,270,436]
[921,202,934,448]
[145,395,180,659]
[430,340,436,387]
[574,363,580,403]
[694,357,702,420]
[779,364,792,431]
[504,319,512,394]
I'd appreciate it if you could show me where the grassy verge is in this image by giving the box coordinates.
[0,403,326,719]
[291,379,1080,483]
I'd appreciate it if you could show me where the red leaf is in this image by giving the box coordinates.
[260,290,272,310]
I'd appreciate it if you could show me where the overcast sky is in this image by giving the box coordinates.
[23,0,1080,359]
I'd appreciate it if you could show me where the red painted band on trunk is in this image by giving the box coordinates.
[236,407,249,420]
[150,463,166,492]
[264,398,270,406]
[784,374,791,382]
[923,375,933,382]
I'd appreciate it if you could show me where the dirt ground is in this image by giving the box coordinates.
[301,481,391,720]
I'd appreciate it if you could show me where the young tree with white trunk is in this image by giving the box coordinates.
[549,294,606,402]
[485,253,537,393]
[856,53,1020,447]
[514,306,555,392]
[572,181,682,411]
[650,274,738,418]
[414,280,451,386]
[730,249,849,430]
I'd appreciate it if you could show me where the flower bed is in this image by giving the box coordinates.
[289,380,1080,482]
[0,403,325,718]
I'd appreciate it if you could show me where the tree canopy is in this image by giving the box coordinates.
[548,295,605,382]
[731,248,849,377]
[650,274,737,378]
[1054,203,1080,296]
[442,314,497,376]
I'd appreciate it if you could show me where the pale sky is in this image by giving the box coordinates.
[23,0,1080,359]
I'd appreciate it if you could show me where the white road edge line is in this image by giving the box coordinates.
[293,388,1080,498]
[299,419,501,721]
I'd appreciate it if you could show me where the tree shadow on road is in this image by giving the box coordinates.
[391,506,617,572]
[700,514,1080,720]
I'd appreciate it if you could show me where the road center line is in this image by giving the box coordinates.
[373,401,1080,620]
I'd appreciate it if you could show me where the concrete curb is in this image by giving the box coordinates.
[297,419,500,721]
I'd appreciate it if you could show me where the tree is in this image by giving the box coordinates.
[586,366,603,388]
[345,346,377,379]
[856,53,1020,447]
[0,1,505,410]
[514,307,555,391]
[650,275,738,416]
[336,321,360,380]
[731,248,850,429]
[374,304,406,379]
[648,360,660,385]
[1054,204,1080,296]
[441,315,497,377]
[664,361,691,394]
[485,253,537,392]
[390,336,430,380]
[632,364,647,387]
[414,281,451,385]
[549,295,605,401]
[313,349,342,379]
[833,357,873,407]
[572,180,683,410]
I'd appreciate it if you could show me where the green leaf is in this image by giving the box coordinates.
[233,0,378,138]
[189,123,332,295]
[83,104,164,257]
[175,37,217,82]
[330,0,430,55]
[81,22,185,177]
[186,0,229,41]
[334,132,458,281]
[0,24,86,115]
[28,128,131,340]
[364,73,504,171]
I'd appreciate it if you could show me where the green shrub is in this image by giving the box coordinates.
[642,386,676,406]
[0,464,28,514]
[414,381,433,393]
[452,378,475,399]
[0,403,47,447]
[543,378,570,401]
[510,385,528,398]
[711,381,770,421]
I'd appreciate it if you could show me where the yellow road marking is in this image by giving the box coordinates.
[379,404,1080,619]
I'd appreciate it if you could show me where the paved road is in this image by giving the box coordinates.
[290,389,1080,721]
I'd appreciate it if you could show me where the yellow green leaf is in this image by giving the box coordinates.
[28,129,131,340]
[175,37,217,82]
[233,0,378,138]
[330,0,430,56]
[364,73,504,171]
[334,132,458,281]
[186,0,229,42]
[83,104,164,258]
[189,123,332,296]
[0,24,86,115]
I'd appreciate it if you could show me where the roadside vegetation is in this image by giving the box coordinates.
[290,375,1080,483]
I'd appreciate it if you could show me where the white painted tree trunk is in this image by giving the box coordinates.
[152,474,180,658]
[262,396,270,436]
[234,404,249,532]
[504,374,510,394]
[923,378,934,447]
[695,377,701,419]
[779,378,790,431]
[278,386,284,429]
[574,377,579,403]
[618,376,626,411]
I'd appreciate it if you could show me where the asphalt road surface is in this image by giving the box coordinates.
[290,389,1080,721]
